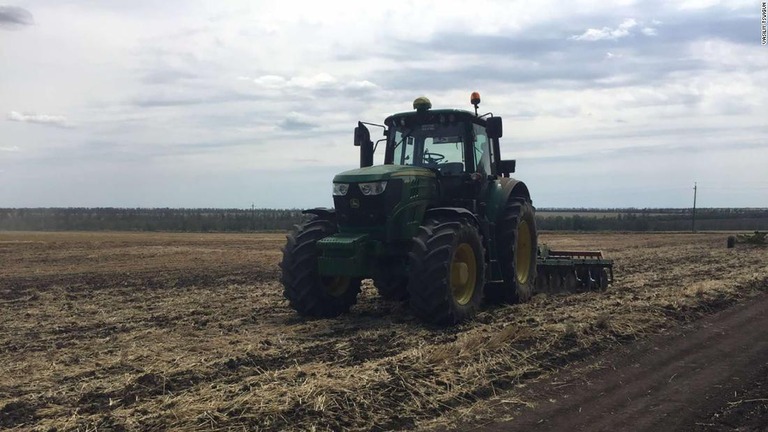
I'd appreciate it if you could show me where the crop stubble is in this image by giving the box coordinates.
[0,231,766,431]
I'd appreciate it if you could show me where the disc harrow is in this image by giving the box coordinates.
[535,245,614,294]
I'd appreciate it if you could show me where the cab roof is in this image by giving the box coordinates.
[384,109,484,126]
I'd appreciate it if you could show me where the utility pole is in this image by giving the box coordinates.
[251,203,255,231]
[692,182,697,232]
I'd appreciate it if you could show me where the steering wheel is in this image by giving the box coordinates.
[423,150,445,165]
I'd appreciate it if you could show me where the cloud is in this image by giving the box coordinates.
[140,68,198,85]
[250,73,379,96]
[374,62,609,91]
[641,27,658,36]
[6,111,72,128]
[379,11,754,93]
[0,145,20,152]
[0,5,33,29]
[132,91,262,107]
[252,75,289,89]
[278,112,319,131]
[570,18,638,41]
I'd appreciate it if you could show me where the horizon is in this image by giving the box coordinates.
[3,206,767,211]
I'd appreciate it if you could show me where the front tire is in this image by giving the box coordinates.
[486,199,537,304]
[280,217,361,318]
[407,218,486,325]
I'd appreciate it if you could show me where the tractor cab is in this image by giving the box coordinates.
[383,101,499,210]
[356,95,514,178]
[352,95,515,212]
[386,111,483,173]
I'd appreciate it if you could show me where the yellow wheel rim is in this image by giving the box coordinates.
[516,220,532,285]
[322,276,349,297]
[451,243,477,305]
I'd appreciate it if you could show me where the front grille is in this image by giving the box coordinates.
[334,180,403,228]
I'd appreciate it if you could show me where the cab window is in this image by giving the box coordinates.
[389,123,467,175]
[391,130,416,165]
[473,123,492,175]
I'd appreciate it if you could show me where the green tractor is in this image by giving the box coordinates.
[281,94,557,325]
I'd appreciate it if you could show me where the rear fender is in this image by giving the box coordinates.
[487,178,532,223]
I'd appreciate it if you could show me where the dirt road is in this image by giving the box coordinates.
[463,293,768,432]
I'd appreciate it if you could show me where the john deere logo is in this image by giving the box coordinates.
[350,198,360,209]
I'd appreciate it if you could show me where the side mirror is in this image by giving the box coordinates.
[499,159,515,176]
[487,116,503,139]
[354,122,374,167]
[354,122,371,147]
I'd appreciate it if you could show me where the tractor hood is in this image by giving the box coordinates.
[333,164,436,183]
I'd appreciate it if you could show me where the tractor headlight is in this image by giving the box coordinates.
[332,183,349,196]
[358,181,387,196]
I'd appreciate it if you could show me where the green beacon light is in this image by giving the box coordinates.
[413,96,432,112]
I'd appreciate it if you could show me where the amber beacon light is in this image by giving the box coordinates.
[471,91,481,115]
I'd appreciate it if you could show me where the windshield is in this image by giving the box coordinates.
[389,123,467,175]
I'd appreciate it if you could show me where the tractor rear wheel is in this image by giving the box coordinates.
[280,217,361,318]
[407,218,485,325]
[486,199,537,304]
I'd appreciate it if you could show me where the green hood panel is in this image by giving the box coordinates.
[333,165,436,183]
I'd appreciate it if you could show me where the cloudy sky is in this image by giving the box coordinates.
[1,0,766,209]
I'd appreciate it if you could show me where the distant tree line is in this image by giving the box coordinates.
[0,207,766,232]
[0,208,307,232]
[536,208,768,231]
[537,207,768,216]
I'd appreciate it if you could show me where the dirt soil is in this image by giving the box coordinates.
[1,231,767,431]
[449,292,768,432]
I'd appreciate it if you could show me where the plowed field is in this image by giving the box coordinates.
[1,231,766,431]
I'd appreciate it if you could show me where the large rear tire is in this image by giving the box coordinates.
[280,217,361,318]
[407,218,486,325]
[486,199,537,304]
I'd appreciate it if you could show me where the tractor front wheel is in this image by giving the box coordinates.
[280,217,361,318]
[406,218,486,325]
